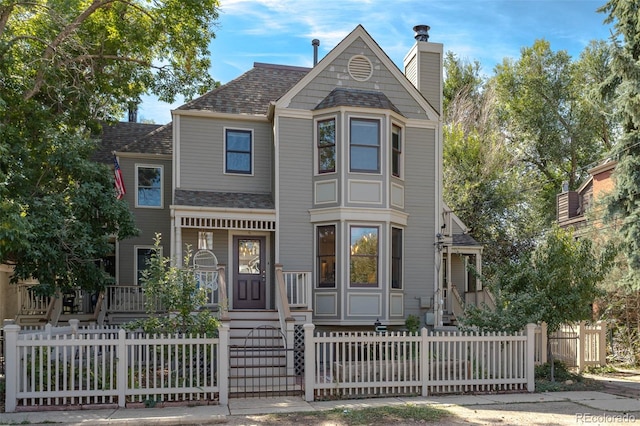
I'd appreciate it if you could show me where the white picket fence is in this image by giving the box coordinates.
[5,320,606,411]
[302,323,536,400]
[3,321,230,412]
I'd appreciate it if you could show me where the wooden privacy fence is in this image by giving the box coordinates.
[535,322,607,371]
[3,321,230,412]
[302,323,537,401]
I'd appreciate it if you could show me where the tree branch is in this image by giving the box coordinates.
[24,0,117,101]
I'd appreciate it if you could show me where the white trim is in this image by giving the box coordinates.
[314,179,338,204]
[348,115,383,175]
[135,163,164,209]
[391,122,404,181]
[309,206,408,226]
[314,115,338,176]
[346,292,382,317]
[314,292,338,316]
[348,224,380,288]
[348,179,383,204]
[223,127,255,176]
[172,108,269,122]
[228,231,271,310]
[390,226,404,291]
[275,25,438,120]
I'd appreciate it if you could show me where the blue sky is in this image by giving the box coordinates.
[136,0,613,124]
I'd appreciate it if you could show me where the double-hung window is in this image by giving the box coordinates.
[136,165,163,208]
[350,226,379,287]
[225,129,252,174]
[392,124,402,178]
[317,119,336,173]
[350,118,380,173]
[317,225,336,287]
[391,228,403,289]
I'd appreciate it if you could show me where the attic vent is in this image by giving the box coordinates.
[348,55,373,81]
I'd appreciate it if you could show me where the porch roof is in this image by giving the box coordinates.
[174,190,275,209]
[452,234,481,247]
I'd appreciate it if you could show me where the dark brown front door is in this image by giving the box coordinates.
[233,236,266,309]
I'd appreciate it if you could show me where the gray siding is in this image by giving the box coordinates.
[278,117,314,270]
[290,37,426,120]
[401,126,437,318]
[117,156,172,286]
[178,116,273,194]
[419,52,441,115]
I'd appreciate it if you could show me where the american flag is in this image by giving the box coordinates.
[113,154,126,200]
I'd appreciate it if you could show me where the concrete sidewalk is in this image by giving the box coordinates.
[2,391,640,425]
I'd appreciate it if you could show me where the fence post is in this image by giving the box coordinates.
[540,322,548,364]
[421,327,429,397]
[3,323,20,413]
[597,321,606,367]
[117,329,127,407]
[577,321,585,372]
[217,322,230,405]
[525,323,536,393]
[303,323,315,402]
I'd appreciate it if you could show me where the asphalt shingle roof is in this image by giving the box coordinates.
[174,190,274,210]
[314,88,403,115]
[94,122,162,163]
[452,234,481,247]
[120,123,173,155]
[177,63,311,115]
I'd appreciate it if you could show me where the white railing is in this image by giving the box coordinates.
[3,322,230,412]
[105,285,162,313]
[303,323,536,401]
[282,271,311,308]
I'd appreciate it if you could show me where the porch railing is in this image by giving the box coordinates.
[282,271,311,308]
[17,283,53,316]
[105,285,162,313]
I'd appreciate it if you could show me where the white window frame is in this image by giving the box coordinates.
[224,127,254,176]
[315,223,337,289]
[349,224,380,288]
[391,226,404,290]
[135,164,164,209]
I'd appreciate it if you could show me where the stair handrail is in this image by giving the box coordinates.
[216,264,229,321]
[275,264,294,323]
[450,286,465,319]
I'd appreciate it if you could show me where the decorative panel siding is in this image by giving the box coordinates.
[419,52,441,114]
[289,38,427,120]
[178,116,272,194]
[277,117,314,270]
[117,156,172,286]
[402,126,436,319]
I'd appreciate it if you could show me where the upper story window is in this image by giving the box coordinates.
[392,124,402,178]
[317,225,336,288]
[136,164,163,208]
[350,118,380,173]
[350,226,379,287]
[317,118,336,173]
[225,129,252,174]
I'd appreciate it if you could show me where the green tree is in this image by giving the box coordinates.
[0,0,220,293]
[443,53,540,272]
[600,0,640,289]
[128,234,219,336]
[461,226,615,379]
[494,40,611,224]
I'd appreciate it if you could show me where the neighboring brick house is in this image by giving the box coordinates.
[557,159,617,231]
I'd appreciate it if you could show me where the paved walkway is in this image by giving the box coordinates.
[2,390,640,425]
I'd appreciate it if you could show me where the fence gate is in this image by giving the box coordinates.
[230,325,302,398]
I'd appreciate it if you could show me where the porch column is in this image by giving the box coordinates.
[475,252,482,291]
